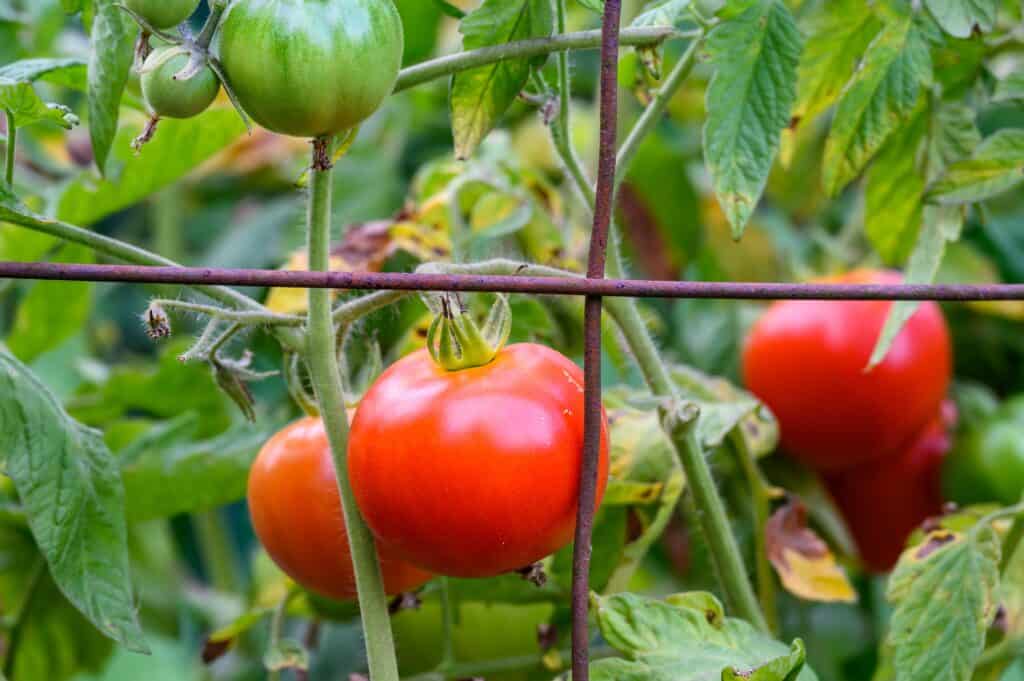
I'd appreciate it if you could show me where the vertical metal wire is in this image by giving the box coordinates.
[572,1,622,679]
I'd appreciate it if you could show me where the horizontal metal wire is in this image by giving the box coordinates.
[2,261,1024,300]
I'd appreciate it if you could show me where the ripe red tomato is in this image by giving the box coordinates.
[348,343,610,578]
[824,406,954,572]
[248,418,432,601]
[742,269,952,472]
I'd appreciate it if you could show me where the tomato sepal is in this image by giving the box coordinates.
[426,293,511,371]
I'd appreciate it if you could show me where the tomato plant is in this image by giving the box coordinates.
[2,2,1024,681]
[349,343,610,578]
[742,270,953,472]
[214,0,404,137]
[248,417,432,600]
[140,48,220,120]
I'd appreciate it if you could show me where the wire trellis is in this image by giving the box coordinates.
[2,2,1024,679]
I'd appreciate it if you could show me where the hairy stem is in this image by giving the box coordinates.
[394,27,678,94]
[195,0,226,49]
[303,138,399,681]
[152,298,304,326]
[4,110,15,187]
[733,431,779,633]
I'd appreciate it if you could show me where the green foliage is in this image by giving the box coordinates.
[884,526,1001,681]
[0,349,147,653]
[450,0,552,159]
[590,592,816,680]
[928,129,1024,204]
[85,0,133,176]
[703,0,801,238]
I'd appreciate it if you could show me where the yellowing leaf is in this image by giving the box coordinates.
[765,498,856,604]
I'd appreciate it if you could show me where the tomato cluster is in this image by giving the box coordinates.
[742,269,954,572]
[249,343,608,599]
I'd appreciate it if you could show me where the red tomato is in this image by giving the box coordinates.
[248,418,432,600]
[824,409,953,572]
[348,343,610,578]
[742,269,952,472]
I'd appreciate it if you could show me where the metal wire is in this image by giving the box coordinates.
[2,261,1024,300]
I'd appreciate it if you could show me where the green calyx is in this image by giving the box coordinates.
[427,293,511,371]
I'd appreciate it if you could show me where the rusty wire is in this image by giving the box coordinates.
[2,261,1024,300]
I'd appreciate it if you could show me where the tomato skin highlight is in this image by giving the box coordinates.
[824,412,951,572]
[248,418,432,601]
[124,0,199,29]
[742,269,952,472]
[348,343,610,578]
[214,0,404,138]
[140,49,220,120]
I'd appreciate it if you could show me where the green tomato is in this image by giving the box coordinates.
[943,417,1024,506]
[141,48,220,120]
[214,0,404,138]
[124,0,200,29]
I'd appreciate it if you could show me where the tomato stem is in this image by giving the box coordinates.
[4,109,15,187]
[303,135,400,681]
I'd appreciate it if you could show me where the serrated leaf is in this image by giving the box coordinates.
[450,0,552,160]
[703,0,802,239]
[57,109,246,225]
[0,58,86,88]
[87,0,134,176]
[590,592,817,681]
[822,14,932,196]
[926,102,981,179]
[792,0,882,125]
[0,350,148,653]
[993,71,1024,103]
[886,528,1000,681]
[924,0,998,38]
[0,79,79,129]
[632,0,693,27]
[868,205,963,368]
[927,128,1024,204]
[864,104,928,264]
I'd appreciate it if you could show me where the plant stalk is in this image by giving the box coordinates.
[4,110,14,187]
[303,137,399,681]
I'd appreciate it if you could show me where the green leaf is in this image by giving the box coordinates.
[864,104,928,264]
[927,128,1024,204]
[822,14,932,197]
[5,243,94,362]
[577,0,603,11]
[926,102,982,179]
[57,108,246,225]
[885,527,1000,681]
[0,78,79,129]
[264,638,309,673]
[703,0,802,238]
[993,71,1024,103]
[122,423,280,521]
[868,205,963,368]
[924,0,998,38]
[590,592,816,681]
[632,0,694,27]
[792,0,882,125]
[0,57,86,88]
[450,0,552,160]
[87,0,134,176]
[0,350,148,653]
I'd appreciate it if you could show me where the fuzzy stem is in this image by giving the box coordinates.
[4,110,15,187]
[303,137,399,681]
[152,298,304,326]
[195,0,226,49]
[394,27,679,94]
[733,431,779,633]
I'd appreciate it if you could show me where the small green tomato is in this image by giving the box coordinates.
[124,0,200,29]
[140,48,220,120]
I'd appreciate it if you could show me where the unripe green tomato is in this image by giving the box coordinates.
[141,48,220,119]
[943,419,1024,506]
[124,0,200,29]
[214,0,404,138]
